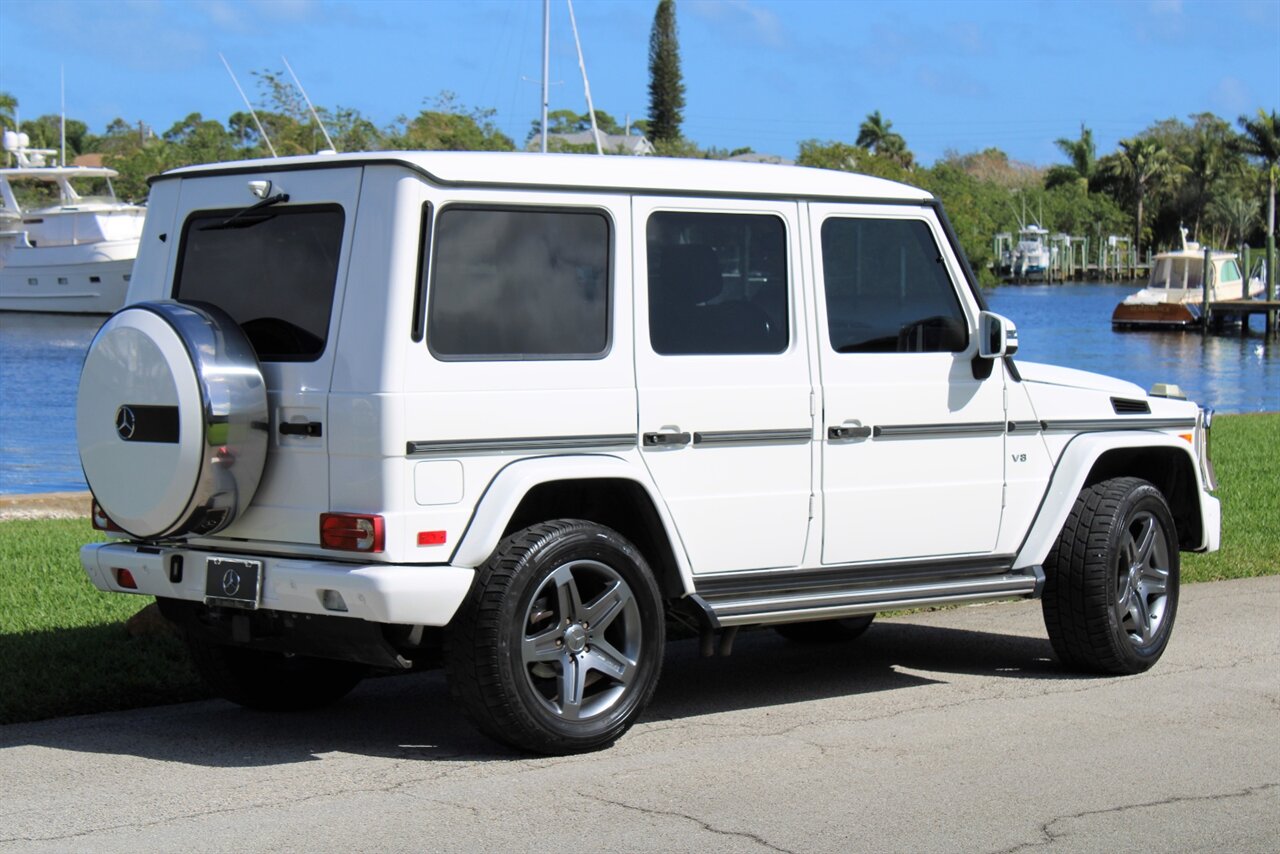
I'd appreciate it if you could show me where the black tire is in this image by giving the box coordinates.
[445,520,665,755]
[1042,477,1180,674]
[185,638,367,711]
[775,614,875,643]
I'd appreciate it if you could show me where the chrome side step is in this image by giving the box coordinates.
[690,558,1043,628]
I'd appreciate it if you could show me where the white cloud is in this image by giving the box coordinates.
[688,0,789,50]
[1138,0,1187,41]
[1211,76,1251,117]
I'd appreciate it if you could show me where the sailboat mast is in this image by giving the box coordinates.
[219,53,278,158]
[540,0,550,153]
[566,0,602,155]
[60,66,66,168]
[282,56,338,153]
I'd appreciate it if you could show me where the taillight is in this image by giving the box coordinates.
[91,499,123,533]
[115,568,138,589]
[320,513,385,552]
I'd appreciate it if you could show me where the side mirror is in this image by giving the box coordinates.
[978,311,1019,358]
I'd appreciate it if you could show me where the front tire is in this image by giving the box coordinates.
[1042,477,1180,674]
[445,520,665,754]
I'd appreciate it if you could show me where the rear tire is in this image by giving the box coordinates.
[775,614,875,643]
[185,638,366,711]
[445,520,665,755]
[1042,477,1179,674]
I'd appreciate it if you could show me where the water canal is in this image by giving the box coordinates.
[1,282,1276,494]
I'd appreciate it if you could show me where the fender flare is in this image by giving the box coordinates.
[1014,431,1213,569]
[449,453,695,591]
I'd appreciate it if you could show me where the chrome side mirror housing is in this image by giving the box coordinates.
[978,311,1019,358]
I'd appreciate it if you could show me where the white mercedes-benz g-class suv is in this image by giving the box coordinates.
[77,152,1219,754]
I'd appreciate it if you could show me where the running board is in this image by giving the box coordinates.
[690,559,1044,628]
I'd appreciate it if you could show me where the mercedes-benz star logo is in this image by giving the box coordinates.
[221,568,242,597]
[115,405,136,441]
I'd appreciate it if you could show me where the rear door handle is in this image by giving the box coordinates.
[279,420,323,438]
[643,431,691,447]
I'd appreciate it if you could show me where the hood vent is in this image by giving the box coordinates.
[1111,397,1152,415]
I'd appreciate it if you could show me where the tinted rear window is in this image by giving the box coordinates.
[427,207,610,359]
[174,204,345,362]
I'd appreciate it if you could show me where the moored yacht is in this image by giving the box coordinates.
[0,131,145,314]
[1111,227,1264,328]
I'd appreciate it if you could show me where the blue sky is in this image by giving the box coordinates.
[1,0,1277,166]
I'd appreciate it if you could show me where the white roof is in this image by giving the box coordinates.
[163,150,933,202]
[0,165,120,181]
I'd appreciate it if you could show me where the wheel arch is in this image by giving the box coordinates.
[450,455,693,599]
[1015,432,1210,569]
[1083,446,1202,551]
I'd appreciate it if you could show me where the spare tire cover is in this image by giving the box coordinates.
[77,301,268,539]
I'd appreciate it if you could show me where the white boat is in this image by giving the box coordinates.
[0,131,145,314]
[1112,227,1265,328]
[1011,224,1053,279]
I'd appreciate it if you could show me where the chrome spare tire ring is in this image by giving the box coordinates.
[76,300,268,539]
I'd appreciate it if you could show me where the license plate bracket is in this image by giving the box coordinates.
[204,557,262,610]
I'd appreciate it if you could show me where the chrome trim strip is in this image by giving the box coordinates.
[692,428,812,447]
[1040,418,1197,433]
[1007,421,1042,433]
[406,434,638,456]
[710,574,1039,626]
[694,554,1016,598]
[874,421,1007,438]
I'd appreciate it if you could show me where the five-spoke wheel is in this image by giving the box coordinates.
[1043,477,1180,674]
[520,559,644,722]
[1115,509,1173,648]
[446,520,664,754]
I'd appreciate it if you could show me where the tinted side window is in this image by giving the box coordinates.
[821,218,968,354]
[428,207,610,359]
[647,211,788,355]
[174,205,344,362]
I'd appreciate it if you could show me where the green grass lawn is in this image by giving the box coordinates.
[0,521,207,724]
[1181,413,1280,581]
[0,413,1275,725]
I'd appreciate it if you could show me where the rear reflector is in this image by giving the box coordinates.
[320,513,385,553]
[115,568,137,589]
[91,499,123,533]
[417,530,447,546]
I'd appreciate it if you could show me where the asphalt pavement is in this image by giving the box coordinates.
[2,575,1277,853]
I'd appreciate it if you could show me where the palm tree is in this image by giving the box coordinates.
[856,110,892,152]
[1237,109,1280,262]
[0,92,15,132]
[856,110,913,169]
[1208,194,1259,248]
[1053,123,1096,190]
[1186,118,1239,241]
[1106,137,1181,252]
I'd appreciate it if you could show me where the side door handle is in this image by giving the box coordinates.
[828,424,874,440]
[643,430,692,447]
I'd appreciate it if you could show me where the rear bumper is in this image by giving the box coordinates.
[80,542,475,626]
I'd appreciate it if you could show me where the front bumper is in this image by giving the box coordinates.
[1198,492,1222,553]
[80,542,475,626]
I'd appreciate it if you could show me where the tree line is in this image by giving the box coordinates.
[1,0,1275,285]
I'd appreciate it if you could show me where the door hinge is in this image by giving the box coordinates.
[1001,483,1007,508]
[809,390,816,417]
[808,494,815,520]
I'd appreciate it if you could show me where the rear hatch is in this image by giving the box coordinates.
[167,167,363,546]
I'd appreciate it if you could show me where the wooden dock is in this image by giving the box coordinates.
[1206,299,1280,337]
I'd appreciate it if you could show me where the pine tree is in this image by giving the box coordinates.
[647,0,685,143]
